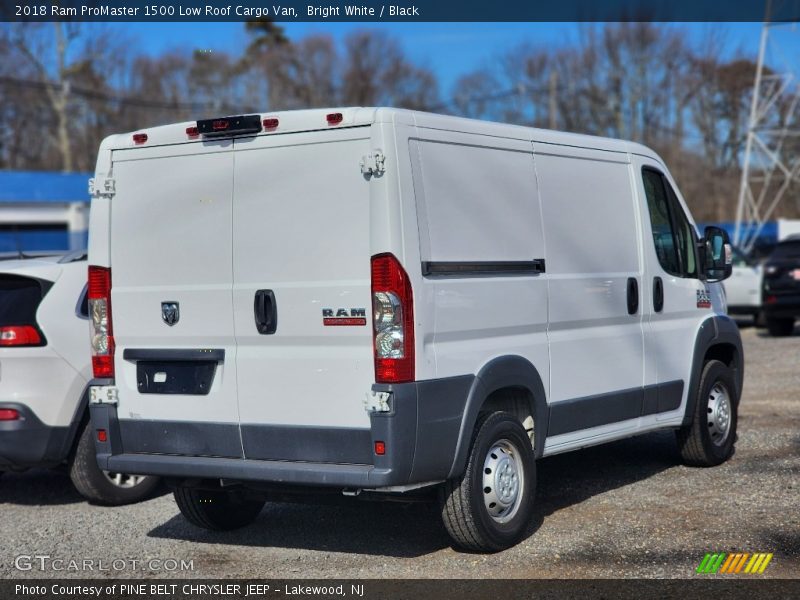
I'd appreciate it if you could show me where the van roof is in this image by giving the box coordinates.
[99,107,662,162]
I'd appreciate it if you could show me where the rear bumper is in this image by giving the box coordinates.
[762,295,800,318]
[90,375,474,489]
[0,403,71,469]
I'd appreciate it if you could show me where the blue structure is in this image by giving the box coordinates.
[0,171,91,253]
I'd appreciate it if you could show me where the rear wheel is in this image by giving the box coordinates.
[766,317,795,337]
[676,360,738,467]
[439,412,535,552]
[174,486,265,531]
[70,422,160,505]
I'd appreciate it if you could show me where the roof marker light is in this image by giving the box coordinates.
[132,133,148,144]
[326,112,344,125]
[186,126,199,137]
[263,118,279,129]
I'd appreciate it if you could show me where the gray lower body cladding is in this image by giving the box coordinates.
[90,375,475,488]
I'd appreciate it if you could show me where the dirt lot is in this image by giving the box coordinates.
[2,325,798,580]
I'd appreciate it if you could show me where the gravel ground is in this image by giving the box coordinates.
[2,324,798,580]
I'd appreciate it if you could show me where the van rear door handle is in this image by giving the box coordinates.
[653,277,664,313]
[254,289,277,335]
[627,277,639,315]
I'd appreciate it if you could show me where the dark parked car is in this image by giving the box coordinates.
[762,235,800,336]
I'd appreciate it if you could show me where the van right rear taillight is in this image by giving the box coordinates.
[88,266,114,378]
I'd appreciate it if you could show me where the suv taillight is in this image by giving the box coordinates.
[88,266,114,378]
[371,253,414,383]
[0,325,42,346]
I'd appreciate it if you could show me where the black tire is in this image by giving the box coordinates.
[766,317,795,337]
[676,360,738,467]
[69,422,160,505]
[174,485,265,531]
[439,411,536,552]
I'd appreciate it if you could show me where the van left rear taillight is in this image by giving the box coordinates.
[0,275,47,347]
[371,253,415,383]
[88,265,114,378]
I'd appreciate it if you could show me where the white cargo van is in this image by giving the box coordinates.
[88,108,742,552]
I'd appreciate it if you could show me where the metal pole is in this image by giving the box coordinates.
[734,0,771,249]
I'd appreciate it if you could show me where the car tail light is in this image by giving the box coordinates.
[96,429,108,442]
[0,408,20,421]
[371,253,414,383]
[0,325,42,347]
[88,266,114,378]
[374,441,386,455]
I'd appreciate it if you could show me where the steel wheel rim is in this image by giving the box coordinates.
[706,382,732,446]
[102,471,146,489]
[482,438,524,523]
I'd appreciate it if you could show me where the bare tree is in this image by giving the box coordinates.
[341,30,439,109]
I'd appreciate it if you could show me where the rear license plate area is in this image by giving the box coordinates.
[136,360,217,395]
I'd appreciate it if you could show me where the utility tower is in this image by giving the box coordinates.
[734,1,800,253]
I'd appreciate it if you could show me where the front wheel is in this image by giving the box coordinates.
[439,412,536,552]
[174,486,265,531]
[676,360,738,467]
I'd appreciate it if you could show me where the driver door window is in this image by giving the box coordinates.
[642,168,697,278]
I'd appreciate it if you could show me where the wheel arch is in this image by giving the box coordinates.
[682,315,744,427]
[448,355,548,479]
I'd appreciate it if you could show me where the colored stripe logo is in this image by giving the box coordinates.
[696,552,773,574]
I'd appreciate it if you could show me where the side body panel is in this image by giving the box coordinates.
[409,128,550,437]
[537,144,646,453]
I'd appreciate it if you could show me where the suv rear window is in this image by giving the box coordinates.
[0,275,47,326]
[770,241,800,260]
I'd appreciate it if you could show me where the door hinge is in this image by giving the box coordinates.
[89,177,115,199]
[360,151,385,177]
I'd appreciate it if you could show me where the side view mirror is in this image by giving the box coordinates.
[702,226,733,282]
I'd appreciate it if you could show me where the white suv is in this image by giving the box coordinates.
[88,108,743,551]
[0,252,158,504]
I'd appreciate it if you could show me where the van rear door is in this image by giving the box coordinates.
[231,129,375,465]
[110,141,242,458]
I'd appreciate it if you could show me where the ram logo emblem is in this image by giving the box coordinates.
[322,308,367,326]
[161,302,180,326]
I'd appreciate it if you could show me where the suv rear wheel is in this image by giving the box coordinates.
[174,485,265,531]
[70,421,159,505]
[439,411,536,552]
[766,317,795,337]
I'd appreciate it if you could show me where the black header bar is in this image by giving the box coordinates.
[2,1,798,23]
